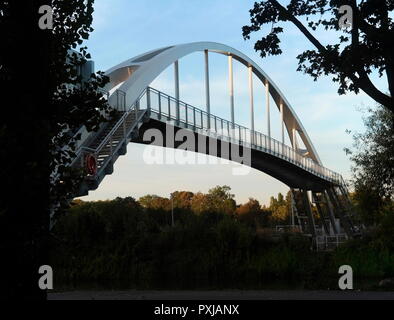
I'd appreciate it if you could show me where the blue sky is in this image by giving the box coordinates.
[79,0,385,205]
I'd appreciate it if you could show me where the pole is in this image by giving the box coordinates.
[248,66,254,144]
[280,101,284,144]
[174,60,180,121]
[204,50,210,129]
[265,80,270,139]
[228,55,234,129]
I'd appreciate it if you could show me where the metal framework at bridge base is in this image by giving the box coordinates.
[288,186,361,250]
[314,234,348,251]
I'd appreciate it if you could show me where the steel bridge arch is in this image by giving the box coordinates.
[103,42,322,165]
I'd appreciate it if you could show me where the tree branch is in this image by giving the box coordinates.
[268,0,393,111]
[268,0,328,53]
[353,1,394,105]
[351,73,393,112]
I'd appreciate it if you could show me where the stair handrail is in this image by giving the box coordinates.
[69,87,148,168]
[93,88,147,154]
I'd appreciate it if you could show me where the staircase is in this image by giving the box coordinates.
[311,192,335,235]
[327,185,361,237]
[70,90,148,197]
[90,111,142,173]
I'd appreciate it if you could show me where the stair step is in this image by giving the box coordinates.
[98,150,111,154]
[98,150,113,155]
[84,115,141,154]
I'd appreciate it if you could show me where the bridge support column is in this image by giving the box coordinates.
[323,191,339,234]
[174,60,180,122]
[204,50,211,129]
[248,66,255,145]
[312,192,331,235]
[302,190,316,238]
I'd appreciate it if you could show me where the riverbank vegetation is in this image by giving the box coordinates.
[49,184,394,291]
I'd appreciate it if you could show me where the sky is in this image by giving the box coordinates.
[79,0,385,205]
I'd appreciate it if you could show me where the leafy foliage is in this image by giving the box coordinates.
[236,198,267,227]
[346,105,394,199]
[242,0,394,112]
[48,0,115,221]
[268,192,291,222]
[50,193,315,289]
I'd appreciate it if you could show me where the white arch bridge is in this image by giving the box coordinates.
[70,42,360,242]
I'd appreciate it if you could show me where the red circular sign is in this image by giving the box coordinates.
[85,154,97,175]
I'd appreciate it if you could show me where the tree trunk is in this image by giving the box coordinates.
[0,0,51,300]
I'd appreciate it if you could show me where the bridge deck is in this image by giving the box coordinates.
[135,118,337,191]
[134,87,342,189]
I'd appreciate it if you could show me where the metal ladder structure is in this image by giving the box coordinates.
[290,183,360,250]
[290,188,317,237]
[70,89,149,197]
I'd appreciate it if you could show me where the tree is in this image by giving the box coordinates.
[236,198,263,227]
[190,192,211,215]
[139,195,171,211]
[345,105,394,198]
[0,0,110,298]
[242,0,394,112]
[170,191,194,210]
[48,0,113,222]
[189,186,236,216]
[269,192,291,223]
[350,185,386,226]
[206,185,237,215]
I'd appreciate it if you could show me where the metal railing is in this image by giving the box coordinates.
[275,225,302,233]
[315,234,348,251]
[63,88,111,166]
[139,87,343,185]
[70,89,146,174]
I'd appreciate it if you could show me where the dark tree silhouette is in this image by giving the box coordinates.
[0,0,110,299]
[242,0,394,112]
